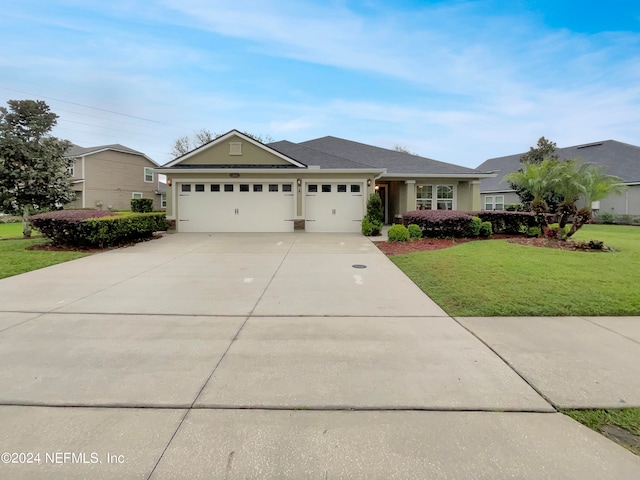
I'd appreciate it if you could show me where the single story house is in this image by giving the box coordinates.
[158,130,495,233]
[477,140,640,215]
[66,144,165,211]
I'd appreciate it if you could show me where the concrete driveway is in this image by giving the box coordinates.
[0,233,638,479]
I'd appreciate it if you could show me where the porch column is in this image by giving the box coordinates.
[469,180,481,211]
[404,180,416,213]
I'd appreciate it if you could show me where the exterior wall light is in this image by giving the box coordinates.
[167,179,172,186]
[297,178,302,186]
[367,179,372,187]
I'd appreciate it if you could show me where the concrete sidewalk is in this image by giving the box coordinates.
[0,233,638,479]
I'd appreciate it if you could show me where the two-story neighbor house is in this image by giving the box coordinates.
[65,144,164,211]
[159,130,494,233]
[477,140,640,215]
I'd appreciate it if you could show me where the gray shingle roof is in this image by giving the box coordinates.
[300,136,485,176]
[268,140,374,169]
[66,143,148,158]
[477,140,640,192]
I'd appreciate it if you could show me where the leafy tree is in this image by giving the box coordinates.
[393,145,418,155]
[519,136,558,165]
[509,136,562,210]
[170,129,275,158]
[0,100,73,237]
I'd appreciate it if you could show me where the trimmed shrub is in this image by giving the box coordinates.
[526,226,541,237]
[387,224,410,242]
[29,210,118,246]
[479,221,493,237]
[366,194,384,223]
[505,203,525,212]
[361,216,382,236]
[131,198,153,213]
[469,216,482,236]
[402,210,475,238]
[472,211,539,235]
[407,223,422,239]
[29,210,166,248]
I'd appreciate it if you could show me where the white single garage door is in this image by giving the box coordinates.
[178,181,295,232]
[305,182,365,233]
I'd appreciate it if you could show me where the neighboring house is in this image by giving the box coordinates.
[159,130,494,233]
[477,140,640,215]
[65,144,165,211]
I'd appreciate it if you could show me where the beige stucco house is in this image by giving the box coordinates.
[65,144,165,211]
[158,130,494,233]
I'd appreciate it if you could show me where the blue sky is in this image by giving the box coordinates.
[1,0,639,167]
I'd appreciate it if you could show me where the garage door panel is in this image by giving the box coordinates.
[178,182,294,233]
[305,183,364,233]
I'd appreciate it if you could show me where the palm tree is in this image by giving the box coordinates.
[504,159,562,227]
[565,163,625,238]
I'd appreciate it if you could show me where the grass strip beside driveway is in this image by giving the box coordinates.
[562,408,640,455]
[0,239,88,280]
[391,225,640,317]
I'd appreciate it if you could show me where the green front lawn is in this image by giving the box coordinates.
[0,238,88,280]
[391,225,640,316]
[0,222,30,239]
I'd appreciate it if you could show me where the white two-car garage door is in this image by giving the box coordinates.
[305,182,365,233]
[177,182,295,232]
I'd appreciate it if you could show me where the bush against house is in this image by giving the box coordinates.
[29,210,167,248]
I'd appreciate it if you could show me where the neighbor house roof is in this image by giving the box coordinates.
[477,140,640,193]
[300,136,490,177]
[66,144,158,165]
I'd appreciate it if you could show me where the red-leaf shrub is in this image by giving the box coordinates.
[470,211,540,234]
[402,210,475,238]
[29,210,166,248]
[29,210,117,245]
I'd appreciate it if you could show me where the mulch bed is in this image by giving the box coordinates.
[374,235,608,256]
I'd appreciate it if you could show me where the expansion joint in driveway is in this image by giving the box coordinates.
[146,235,300,480]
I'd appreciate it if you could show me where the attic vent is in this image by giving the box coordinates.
[229,142,242,155]
[577,143,603,149]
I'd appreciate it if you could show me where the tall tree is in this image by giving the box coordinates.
[0,100,74,237]
[170,129,275,158]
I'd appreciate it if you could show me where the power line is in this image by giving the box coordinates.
[0,86,175,126]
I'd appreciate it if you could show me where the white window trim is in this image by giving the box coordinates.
[161,193,167,208]
[132,192,143,199]
[144,167,154,183]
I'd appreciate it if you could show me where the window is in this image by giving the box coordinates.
[181,184,191,192]
[484,195,504,211]
[350,185,361,193]
[416,185,433,210]
[322,184,332,193]
[144,167,153,183]
[269,184,279,192]
[195,184,205,192]
[416,184,454,210]
[67,161,75,176]
[211,184,220,192]
[436,185,453,210]
[337,184,347,193]
[161,194,167,208]
[308,184,318,193]
[224,184,234,192]
[282,184,292,192]
[253,184,263,192]
[240,184,250,192]
[132,192,143,199]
